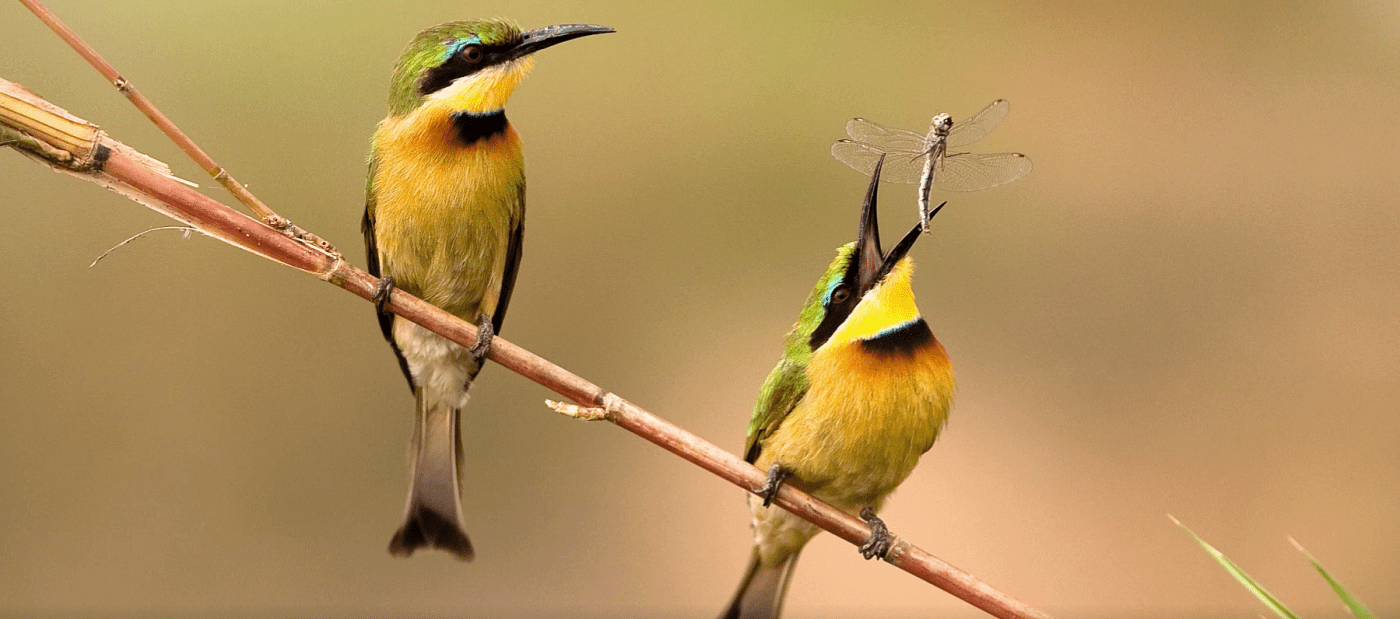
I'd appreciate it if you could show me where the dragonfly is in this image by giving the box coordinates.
[831,99,1032,232]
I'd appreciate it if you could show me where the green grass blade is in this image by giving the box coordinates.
[1169,515,1301,619]
[1289,538,1377,619]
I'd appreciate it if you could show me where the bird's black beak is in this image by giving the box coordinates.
[852,156,888,298]
[851,155,946,296]
[507,24,614,61]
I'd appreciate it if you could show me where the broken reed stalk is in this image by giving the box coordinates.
[15,0,330,251]
[2,29,1051,619]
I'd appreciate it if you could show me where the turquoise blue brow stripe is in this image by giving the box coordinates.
[444,36,482,61]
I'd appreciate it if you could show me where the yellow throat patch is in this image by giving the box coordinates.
[827,257,921,346]
[427,57,535,115]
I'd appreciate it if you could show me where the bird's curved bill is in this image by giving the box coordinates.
[509,24,615,60]
[852,154,947,294]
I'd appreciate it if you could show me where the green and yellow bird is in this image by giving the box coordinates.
[362,20,612,560]
[721,157,956,618]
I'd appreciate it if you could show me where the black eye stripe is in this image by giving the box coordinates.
[807,280,859,350]
[417,43,515,96]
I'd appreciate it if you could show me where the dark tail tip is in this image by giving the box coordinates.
[719,548,797,619]
[388,506,474,561]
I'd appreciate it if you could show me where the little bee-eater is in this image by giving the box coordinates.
[362,20,612,560]
[721,157,955,619]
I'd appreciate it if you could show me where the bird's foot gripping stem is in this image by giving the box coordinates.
[468,314,495,361]
[372,275,396,313]
[858,506,894,560]
[752,463,788,508]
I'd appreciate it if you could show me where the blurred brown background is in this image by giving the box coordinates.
[2,1,1397,618]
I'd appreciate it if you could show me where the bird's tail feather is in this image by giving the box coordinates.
[719,547,801,619]
[388,391,473,560]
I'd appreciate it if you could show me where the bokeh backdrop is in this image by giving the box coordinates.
[3,1,1398,618]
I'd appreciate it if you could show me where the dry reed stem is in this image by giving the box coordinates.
[1,35,1051,619]
[16,0,335,253]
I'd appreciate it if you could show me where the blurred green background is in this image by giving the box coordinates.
[3,1,1398,617]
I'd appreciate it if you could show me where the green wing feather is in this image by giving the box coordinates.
[491,181,525,334]
[744,243,857,463]
[362,150,414,390]
[744,358,808,463]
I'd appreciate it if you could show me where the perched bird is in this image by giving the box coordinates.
[721,157,956,618]
[362,19,612,560]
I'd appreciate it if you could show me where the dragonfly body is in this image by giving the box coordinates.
[914,114,953,228]
[832,100,1030,230]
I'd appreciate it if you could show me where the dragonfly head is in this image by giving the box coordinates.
[929,113,953,138]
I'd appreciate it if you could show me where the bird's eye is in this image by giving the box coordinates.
[462,45,484,63]
[831,286,851,304]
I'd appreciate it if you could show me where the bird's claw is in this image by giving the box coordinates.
[858,507,893,560]
[752,463,788,508]
[468,314,494,361]
[372,276,396,313]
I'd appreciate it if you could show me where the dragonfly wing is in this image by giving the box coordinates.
[844,118,929,154]
[831,140,927,183]
[946,99,1011,148]
[932,152,1032,192]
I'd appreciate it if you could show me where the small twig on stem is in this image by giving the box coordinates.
[89,225,201,267]
[545,399,611,421]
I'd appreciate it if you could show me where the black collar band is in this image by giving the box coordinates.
[452,110,508,146]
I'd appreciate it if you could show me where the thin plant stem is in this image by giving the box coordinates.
[2,70,1052,619]
[16,0,334,254]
